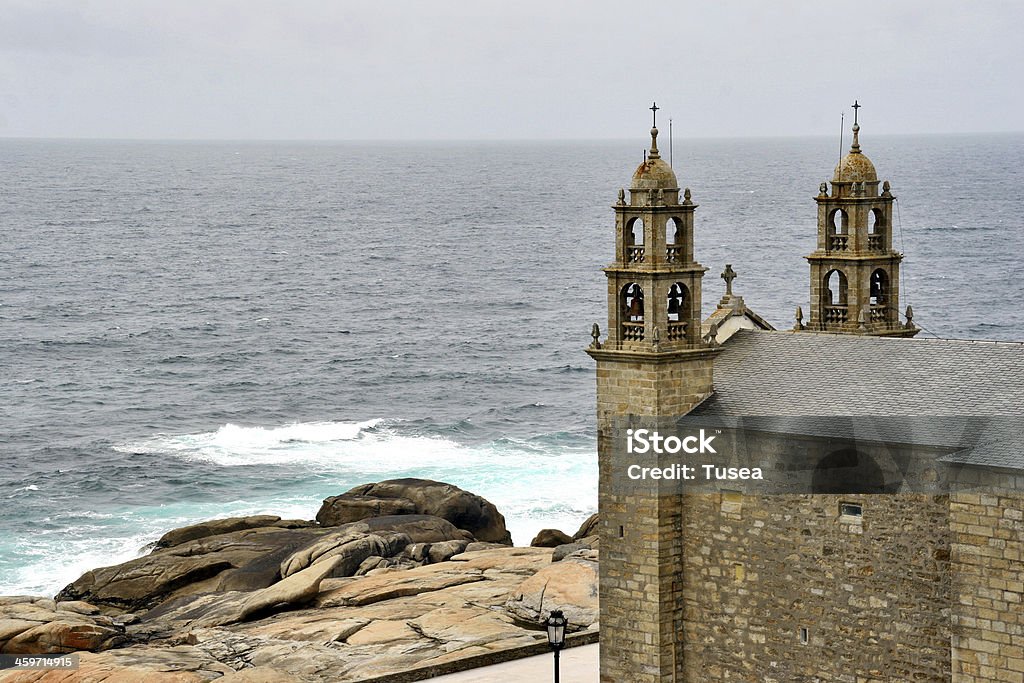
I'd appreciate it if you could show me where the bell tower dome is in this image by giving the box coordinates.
[802,101,918,337]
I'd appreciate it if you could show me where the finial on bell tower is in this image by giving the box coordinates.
[850,100,861,152]
[648,102,661,159]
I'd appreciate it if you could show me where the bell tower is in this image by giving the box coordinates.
[802,102,917,337]
[603,105,706,351]
[587,105,718,683]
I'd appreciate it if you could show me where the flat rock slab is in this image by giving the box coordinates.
[505,557,599,629]
[0,646,232,683]
[317,566,487,608]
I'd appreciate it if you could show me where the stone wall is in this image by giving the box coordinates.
[592,349,715,683]
[681,492,952,682]
[950,473,1024,682]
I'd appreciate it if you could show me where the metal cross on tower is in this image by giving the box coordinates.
[852,100,861,125]
[650,101,659,128]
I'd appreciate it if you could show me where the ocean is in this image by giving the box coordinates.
[1,133,1022,596]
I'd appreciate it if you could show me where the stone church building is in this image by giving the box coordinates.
[587,107,1024,682]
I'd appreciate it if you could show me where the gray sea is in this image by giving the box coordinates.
[1,133,1021,596]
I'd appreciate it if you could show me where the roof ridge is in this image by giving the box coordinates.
[744,329,1024,348]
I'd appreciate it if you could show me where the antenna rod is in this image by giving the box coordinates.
[669,117,673,167]
[838,111,845,170]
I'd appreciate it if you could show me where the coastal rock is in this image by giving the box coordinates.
[530,528,573,548]
[2,546,571,682]
[4,646,233,682]
[0,597,125,654]
[279,530,410,578]
[218,667,303,682]
[56,526,331,612]
[552,534,599,562]
[354,556,388,575]
[155,516,314,550]
[358,515,475,544]
[316,479,512,545]
[194,555,345,627]
[56,516,471,614]
[427,539,469,563]
[3,620,125,655]
[463,541,507,553]
[573,513,599,540]
[317,564,488,608]
[54,600,101,616]
[5,483,596,681]
[504,555,599,630]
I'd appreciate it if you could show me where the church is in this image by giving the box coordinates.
[586,105,1024,682]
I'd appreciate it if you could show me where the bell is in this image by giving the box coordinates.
[667,296,680,315]
[627,296,643,318]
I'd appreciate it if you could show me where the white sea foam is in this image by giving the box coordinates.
[5,420,598,596]
[116,419,387,467]
[1,529,160,597]
[120,419,599,544]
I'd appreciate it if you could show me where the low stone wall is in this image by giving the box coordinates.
[354,630,600,682]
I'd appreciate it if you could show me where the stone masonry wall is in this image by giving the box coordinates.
[950,479,1024,682]
[681,492,952,682]
[594,351,715,683]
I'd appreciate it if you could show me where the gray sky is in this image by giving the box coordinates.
[1,0,1021,140]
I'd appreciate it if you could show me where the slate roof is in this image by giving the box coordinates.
[691,329,1024,470]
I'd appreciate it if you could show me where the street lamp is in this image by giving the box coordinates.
[545,609,567,683]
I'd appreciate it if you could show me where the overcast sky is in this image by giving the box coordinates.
[1,0,1021,140]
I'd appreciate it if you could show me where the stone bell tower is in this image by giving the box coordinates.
[586,104,718,683]
[801,102,917,337]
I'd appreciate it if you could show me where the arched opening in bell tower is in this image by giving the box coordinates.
[626,218,645,263]
[870,268,890,323]
[868,208,885,250]
[665,217,682,263]
[828,209,849,251]
[666,282,689,342]
[621,283,645,342]
[823,269,849,325]
[869,268,889,305]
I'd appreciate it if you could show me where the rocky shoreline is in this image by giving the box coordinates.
[0,479,598,682]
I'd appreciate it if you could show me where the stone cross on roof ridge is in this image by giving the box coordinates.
[721,264,737,296]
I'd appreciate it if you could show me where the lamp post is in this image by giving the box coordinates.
[545,609,567,683]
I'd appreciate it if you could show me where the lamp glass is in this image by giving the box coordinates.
[546,610,567,647]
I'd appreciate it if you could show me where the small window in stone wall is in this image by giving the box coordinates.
[840,502,863,518]
[721,490,743,516]
[799,627,809,645]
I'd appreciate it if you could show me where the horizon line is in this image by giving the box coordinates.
[1,130,1022,144]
